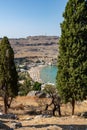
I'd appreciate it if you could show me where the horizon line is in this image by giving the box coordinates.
[0,35,59,39]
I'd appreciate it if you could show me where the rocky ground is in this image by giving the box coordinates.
[0,96,87,130]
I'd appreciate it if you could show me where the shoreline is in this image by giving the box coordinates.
[28,65,46,83]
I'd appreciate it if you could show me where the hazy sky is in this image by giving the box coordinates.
[0,0,68,38]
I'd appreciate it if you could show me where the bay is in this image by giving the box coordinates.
[40,65,58,84]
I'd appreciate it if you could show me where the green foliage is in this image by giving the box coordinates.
[18,71,32,80]
[18,72,26,80]
[56,0,87,112]
[43,84,57,95]
[18,72,33,96]
[43,84,61,116]
[0,37,18,113]
[19,78,32,96]
[33,81,41,91]
[18,72,42,95]
[0,37,18,97]
[19,75,41,95]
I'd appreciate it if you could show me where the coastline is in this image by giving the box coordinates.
[28,65,46,83]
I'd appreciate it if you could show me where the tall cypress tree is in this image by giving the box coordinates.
[56,0,87,115]
[0,37,18,113]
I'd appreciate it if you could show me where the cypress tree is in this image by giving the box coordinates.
[57,0,87,115]
[0,37,18,113]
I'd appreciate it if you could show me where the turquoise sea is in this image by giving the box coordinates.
[40,65,58,84]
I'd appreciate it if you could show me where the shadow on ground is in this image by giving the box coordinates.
[22,124,87,130]
[0,121,12,130]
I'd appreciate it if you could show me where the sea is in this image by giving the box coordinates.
[40,65,58,84]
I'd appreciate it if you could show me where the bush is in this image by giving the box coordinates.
[19,78,32,96]
[43,84,61,116]
[18,73,33,96]
[33,82,41,91]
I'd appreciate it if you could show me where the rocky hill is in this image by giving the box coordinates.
[9,36,59,63]
[0,36,59,65]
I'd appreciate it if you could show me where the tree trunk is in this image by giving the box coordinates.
[45,104,48,111]
[53,106,56,116]
[3,92,8,114]
[53,105,61,117]
[71,98,75,115]
[58,105,61,116]
[7,97,13,108]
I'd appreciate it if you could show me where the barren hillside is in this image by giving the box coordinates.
[9,36,59,62]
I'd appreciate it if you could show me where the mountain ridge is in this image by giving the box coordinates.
[0,36,59,63]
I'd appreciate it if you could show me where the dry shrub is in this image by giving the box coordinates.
[12,103,24,110]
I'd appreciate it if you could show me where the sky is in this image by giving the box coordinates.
[0,0,68,38]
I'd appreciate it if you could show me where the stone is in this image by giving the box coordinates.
[27,90,46,98]
[34,115,43,119]
[42,114,52,118]
[0,112,3,115]
[46,125,62,130]
[81,112,87,118]
[0,113,18,119]
[0,121,12,130]
[35,91,46,98]
[26,117,33,120]
[27,90,38,96]
[11,122,22,129]
[34,114,52,119]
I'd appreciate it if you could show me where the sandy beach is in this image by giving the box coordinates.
[28,65,46,83]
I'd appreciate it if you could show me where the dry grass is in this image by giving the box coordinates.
[0,96,87,130]
[0,96,87,116]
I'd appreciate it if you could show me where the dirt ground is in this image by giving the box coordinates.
[0,96,87,130]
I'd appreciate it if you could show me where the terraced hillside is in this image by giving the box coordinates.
[9,36,59,62]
